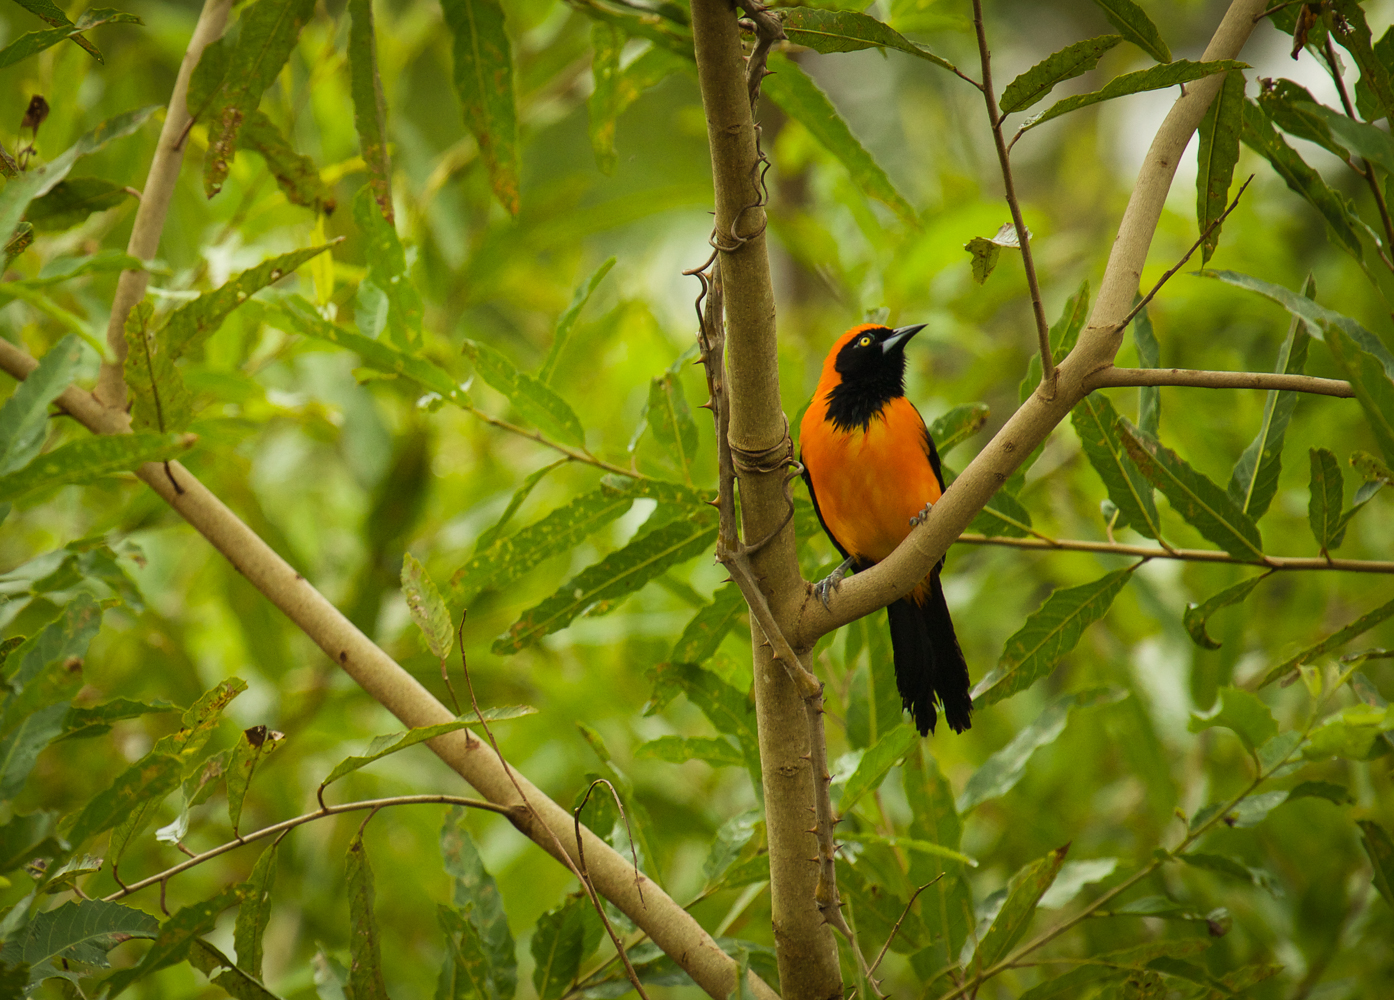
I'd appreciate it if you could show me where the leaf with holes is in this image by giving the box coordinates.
[441,0,519,214]
[346,833,389,1000]
[124,300,192,433]
[240,110,336,215]
[0,898,157,992]
[226,725,285,835]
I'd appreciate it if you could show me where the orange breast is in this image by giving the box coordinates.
[800,394,942,565]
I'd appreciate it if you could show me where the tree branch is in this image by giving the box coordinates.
[1084,366,1354,397]
[93,0,234,408]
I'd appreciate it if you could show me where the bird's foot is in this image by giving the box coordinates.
[814,555,859,608]
[910,501,934,527]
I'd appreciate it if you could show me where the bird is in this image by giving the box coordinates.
[798,322,972,736]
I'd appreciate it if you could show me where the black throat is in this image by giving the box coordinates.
[824,357,906,433]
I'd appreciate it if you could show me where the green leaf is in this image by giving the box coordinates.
[1091,0,1170,63]
[1357,819,1394,908]
[346,832,390,1000]
[1187,686,1278,751]
[347,0,393,221]
[474,460,567,553]
[25,177,132,231]
[1302,101,1394,175]
[1240,98,1364,259]
[972,570,1136,707]
[1327,323,1394,467]
[66,754,182,848]
[670,582,744,665]
[958,689,1124,813]
[1196,69,1244,263]
[0,898,157,991]
[463,339,585,447]
[764,53,917,227]
[837,723,918,814]
[1331,1,1394,123]
[1022,60,1244,134]
[0,9,141,71]
[837,830,976,868]
[539,258,616,385]
[239,110,336,215]
[928,403,989,457]
[1286,780,1353,805]
[441,808,517,1000]
[104,885,247,996]
[1304,708,1394,762]
[0,105,158,268]
[531,896,601,1000]
[188,938,283,1000]
[234,843,279,979]
[1072,394,1163,540]
[1183,574,1266,650]
[1258,593,1394,688]
[1000,35,1123,114]
[1257,81,1350,160]
[0,810,63,876]
[704,810,762,884]
[353,187,422,349]
[320,720,475,789]
[963,223,1021,284]
[437,904,494,1000]
[9,0,103,60]
[589,22,623,175]
[402,553,454,660]
[167,243,338,361]
[1308,447,1345,552]
[495,519,717,653]
[644,369,699,471]
[124,299,193,433]
[967,488,1034,538]
[441,0,519,214]
[644,661,760,793]
[973,845,1070,968]
[226,725,284,835]
[781,8,956,73]
[202,0,317,197]
[634,734,744,767]
[1117,419,1264,559]
[0,334,81,475]
[1016,965,1125,1000]
[1037,857,1120,909]
[1179,852,1279,896]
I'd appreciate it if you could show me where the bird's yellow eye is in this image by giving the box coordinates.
[858,336,873,347]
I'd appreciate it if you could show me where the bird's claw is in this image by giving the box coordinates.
[909,501,934,528]
[814,556,858,609]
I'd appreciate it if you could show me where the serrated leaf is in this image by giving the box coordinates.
[1308,447,1345,552]
[124,299,192,433]
[958,689,1124,813]
[634,735,744,767]
[1072,394,1163,540]
[838,723,917,814]
[402,553,454,660]
[1327,322,1394,467]
[1117,419,1264,559]
[764,53,917,227]
[972,570,1136,706]
[927,403,988,457]
[1022,60,1243,135]
[1240,98,1364,259]
[644,369,698,470]
[531,896,600,1000]
[226,725,284,835]
[239,110,335,215]
[441,0,519,214]
[0,334,81,475]
[1196,69,1244,263]
[104,885,247,996]
[539,258,615,385]
[0,9,140,71]
[463,339,585,447]
[234,842,279,979]
[589,22,623,175]
[1184,574,1265,650]
[347,0,392,221]
[320,720,475,788]
[973,845,1069,968]
[25,177,132,231]
[1000,35,1123,114]
[346,832,389,1000]
[0,105,157,270]
[781,8,957,73]
[0,898,157,991]
[670,582,744,665]
[441,809,516,1000]
[1358,819,1394,908]
[1091,0,1170,63]
[496,519,717,653]
[1188,686,1277,751]
[203,0,317,197]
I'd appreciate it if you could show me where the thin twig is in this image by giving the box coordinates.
[971,0,1054,392]
[465,406,647,480]
[102,795,516,902]
[1084,365,1353,397]
[573,780,652,1000]
[868,877,942,978]
[1253,0,1307,22]
[1323,34,1394,270]
[1117,174,1254,332]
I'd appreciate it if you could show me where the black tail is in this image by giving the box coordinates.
[885,568,972,736]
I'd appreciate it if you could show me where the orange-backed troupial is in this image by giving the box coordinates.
[799,323,972,736]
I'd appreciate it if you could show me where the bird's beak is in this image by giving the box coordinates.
[881,323,926,353]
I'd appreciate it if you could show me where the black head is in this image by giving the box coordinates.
[824,323,926,432]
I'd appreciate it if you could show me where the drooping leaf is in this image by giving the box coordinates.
[187,938,284,1000]
[764,53,917,227]
[1326,323,1394,467]
[239,110,336,215]
[0,9,141,72]
[964,223,1022,284]
[1021,60,1244,135]
[958,689,1125,813]
[531,896,601,1000]
[1188,686,1278,751]
[440,0,519,214]
[634,735,744,767]
[972,845,1070,968]
[1117,420,1264,559]
[402,553,454,660]
[463,339,585,447]
[1091,0,1171,63]
[347,0,392,220]
[437,904,495,1000]
[0,428,192,502]
[495,519,717,653]
[104,885,247,996]
[972,570,1136,706]
[1330,1,1394,123]
[440,809,517,1000]
[320,720,476,789]
[1286,780,1353,805]
[124,299,192,433]
[1257,594,1394,688]
[927,403,989,457]
[780,8,957,74]
[1308,447,1345,552]
[474,460,567,553]
[346,832,389,1000]
[589,22,623,175]
[845,614,901,749]
[1196,69,1244,263]
[670,582,744,665]
[0,898,157,992]
[538,257,616,384]
[64,753,182,849]
[8,0,104,60]
[1358,819,1394,908]
[234,842,279,979]
[226,725,285,834]
[1000,35,1123,114]
[0,334,81,475]
[25,177,132,231]
[1257,80,1350,160]
[353,187,422,349]
[644,369,699,471]
[1183,574,1266,650]
[202,0,318,197]
[1072,394,1162,540]
[838,723,918,814]
[1037,857,1120,909]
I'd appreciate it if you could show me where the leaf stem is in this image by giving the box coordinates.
[465,405,648,480]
